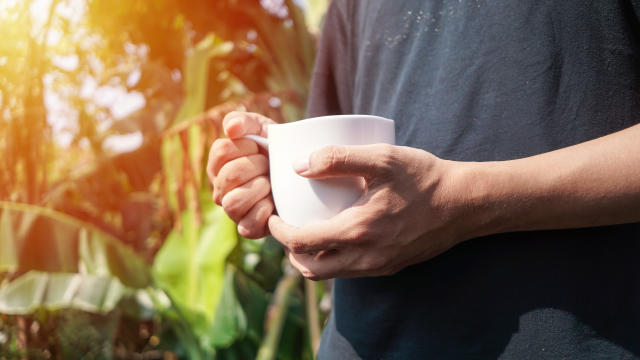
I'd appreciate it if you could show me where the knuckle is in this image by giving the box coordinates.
[206,149,217,179]
[224,110,242,118]
[214,173,235,199]
[213,175,222,192]
[299,268,314,279]
[223,111,245,124]
[303,273,322,281]
[255,199,274,221]
[297,267,321,281]
[221,168,242,187]
[290,240,308,254]
[239,222,264,239]
[221,195,243,221]
[225,209,241,223]
[256,176,271,190]
[377,144,397,173]
[378,143,396,154]
[213,173,224,192]
[212,138,233,156]
[247,230,268,240]
[206,165,215,182]
[319,146,344,171]
[212,190,222,206]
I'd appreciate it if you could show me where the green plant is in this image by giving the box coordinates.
[0,0,331,358]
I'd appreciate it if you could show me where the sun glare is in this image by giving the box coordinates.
[0,0,19,12]
[29,0,54,27]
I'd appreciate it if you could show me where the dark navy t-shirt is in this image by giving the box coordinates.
[307,1,640,359]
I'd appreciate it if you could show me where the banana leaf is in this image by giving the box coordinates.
[0,201,151,289]
[151,199,238,350]
[0,271,128,315]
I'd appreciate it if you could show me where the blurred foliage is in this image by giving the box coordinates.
[0,202,151,288]
[0,0,330,358]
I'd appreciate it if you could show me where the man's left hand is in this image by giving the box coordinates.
[268,144,472,280]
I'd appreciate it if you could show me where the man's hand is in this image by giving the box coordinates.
[269,123,640,280]
[207,111,277,238]
[268,144,471,280]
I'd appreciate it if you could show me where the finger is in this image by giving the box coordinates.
[221,176,271,222]
[288,249,351,280]
[208,138,259,179]
[237,196,275,239]
[268,214,357,254]
[213,154,269,204]
[222,111,276,139]
[291,249,394,279]
[292,144,396,180]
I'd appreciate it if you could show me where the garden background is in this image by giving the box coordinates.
[0,0,331,358]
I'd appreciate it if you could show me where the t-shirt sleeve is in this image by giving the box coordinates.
[306,0,353,117]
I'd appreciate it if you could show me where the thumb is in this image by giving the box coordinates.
[292,144,394,179]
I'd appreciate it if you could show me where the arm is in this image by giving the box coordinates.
[269,123,640,280]
[464,122,640,237]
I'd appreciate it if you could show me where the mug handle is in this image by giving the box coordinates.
[243,134,269,149]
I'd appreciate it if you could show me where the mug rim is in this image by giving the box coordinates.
[268,114,394,130]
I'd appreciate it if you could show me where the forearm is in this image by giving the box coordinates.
[457,123,640,239]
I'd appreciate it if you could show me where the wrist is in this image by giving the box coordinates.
[445,160,517,241]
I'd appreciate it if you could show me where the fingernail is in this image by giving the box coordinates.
[225,117,243,137]
[292,156,310,175]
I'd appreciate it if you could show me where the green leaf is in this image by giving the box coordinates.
[209,266,247,348]
[173,33,232,125]
[0,271,129,315]
[163,34,233,196]
[152,202,238,346]
[277,296,310,360]
[188,123,205,189]
[0,202,151,288]
[162,34,230,216]
[234,268,270,344]
[161,135,183,214]
[0,208,18,271]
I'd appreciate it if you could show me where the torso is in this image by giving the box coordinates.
[309,1,640,358]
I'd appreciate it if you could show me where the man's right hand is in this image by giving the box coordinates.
[207,111,276,238]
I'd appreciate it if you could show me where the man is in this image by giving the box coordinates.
[208,0,640,358]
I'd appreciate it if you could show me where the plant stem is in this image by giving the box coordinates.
[304,279,321,358]
[256,271,301,360]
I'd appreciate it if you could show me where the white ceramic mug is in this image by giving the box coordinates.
[245,114,395,227]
